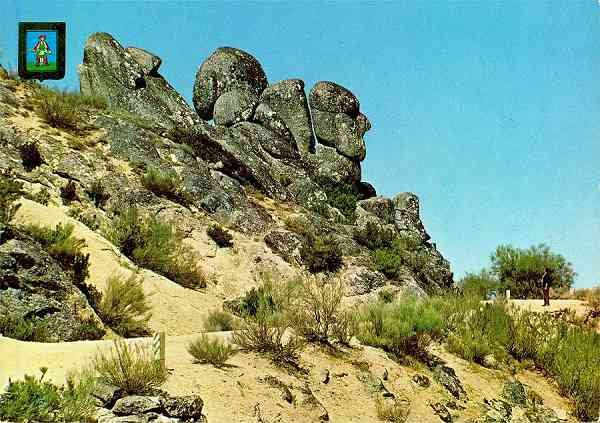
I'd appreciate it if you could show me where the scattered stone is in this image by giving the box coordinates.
[160,394,205,419]
[264,229,303,265]
[482,398,512,422]
[93,380,124,408]
[382,368,389,381]
[482,354,500,370]
[501,379,527,406]
[320,369,330,384]
[412,374,430,388]
[430,401,453,423]
[433,365,466,400]
[112,395,161,415]
[259,375,293,404]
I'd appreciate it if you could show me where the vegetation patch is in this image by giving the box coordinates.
[93,340,168,395]
[0,171,24,236]
[299,234,343,274]
[97,273,152,337]
[204,309,237,332]
[103,206,206,289]
[370,236,428,281]
[187,335,237,367]
[60,180,79,204]
[86,179,110,208]
[18,142,44,172]
[142,166,191,206]
[0,312,49,342]
[207,224,234,248]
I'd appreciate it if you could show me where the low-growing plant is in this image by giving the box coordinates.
[60,180,79,204]
[33,87,107,131]
[300,234,343,274]
[60,369,97,422]
[26,187,51,205]
[103,206,206,289]
[0,368,61,422]
[142,166,190,206]
[375,398,410,422]
[18,142,43,172]
[204,309,237,332]
[319,180,360,223]
[357,298,443,357]
[0,170,24,231]
[207,224,234,248]
[354,220,396,250]
[86,179,110,208]
[93,339,168,395]
[187,334,237,367]
[0,312,49,342]
[377,288,395,304]
[370,236,428,280]
[97,273,151,337]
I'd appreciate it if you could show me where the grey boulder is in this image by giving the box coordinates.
[213,87,259,127]
[309,81,360,117]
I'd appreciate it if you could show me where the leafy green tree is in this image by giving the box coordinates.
[459,269,499,299]
[490,244,575,299]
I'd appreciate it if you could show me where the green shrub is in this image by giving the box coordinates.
[370,237,428,280]
[320,181,360,222]
[103,206,206,289]
[207,224,233,248]
[354,220,395,250]
[33,87,107,131]
[288,275,353,344]
[26,187,50,206]
[300,234,343,274]
[97,273,151,337]
[86,179,110,208]
[204,310,237,332]
[187,335,237,367]
[142,166,190,206]
[459,269,499,299]
[357,298,442,357]
[60,180,79,204]
[0,313,49,342]
[377,288,395,304]
[59,369,97,422]
[490,244,575,299]
[239,285,277,317]
[19,142,43,172]
[0,369,61,422]
[93,340,167,395]
[283,215,315,240]
[0,170,24,230]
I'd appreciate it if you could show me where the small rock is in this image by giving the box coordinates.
[482,354,500,370]
[412,374,430,388]
[433,365,466,400]
[112,395,161,415]
[382,368,389,381]
[430,401,453,423]
[92,380,124,408]
[320,369,330,384]
[160,394,204,419]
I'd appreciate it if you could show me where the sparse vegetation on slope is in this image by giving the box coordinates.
[300,234,343,274]
[142,165,191,206]
[18,142,44,172]
[204,309,237,332]
[207,223,234,248]
[187,335,237,367]
[98,273,151,337]
[94,340,168,395]
[104,206,206,289]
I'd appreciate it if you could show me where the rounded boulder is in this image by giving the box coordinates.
[309,81,360,117]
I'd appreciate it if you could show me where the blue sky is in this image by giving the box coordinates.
[1,1,599,287]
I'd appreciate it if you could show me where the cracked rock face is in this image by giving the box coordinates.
[79,32,198,130]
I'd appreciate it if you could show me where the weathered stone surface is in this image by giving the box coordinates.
[0,234,104,342]
[310,143,361,185]
[392,192,430,242]
[213,87,258,127]
[433,365,466,400]
[312,109,366,161]
[341,265,386,296]
[112,395,161,415]
[79,33,197,129]
[193,47,267,120]
[412,374,431,388]
[160,394,204,419]
[309,81,359,117]
[356,113,372,137]
[232,122,299,161]
[353,181,377,200]
[264,229,303,265]
[125,47,161,76]
[430,401,453,423]
[259,79,314,155]
[252,103,294,143]
[93,380,124,408]
[356,197,395,223]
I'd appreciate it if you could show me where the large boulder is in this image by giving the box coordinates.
[252,103,294,142]
[78,33,197,130]
[213,87,259,127]
[341,265,386,296]
[312,109,366,161]
[259,79,315,155]
[0,235,104,342]
[310,143,361,185]
[392,192,430,242]
[193,47,268,120]
[356,197,395,224]
[309,81,360,117]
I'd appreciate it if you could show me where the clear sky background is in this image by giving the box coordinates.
[1,1,599,287]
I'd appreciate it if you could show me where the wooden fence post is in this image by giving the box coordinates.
[153,332,165,371]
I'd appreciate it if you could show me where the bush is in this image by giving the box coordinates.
[93,340,167,395]
[187,335,237,367]
[86,179,110,208]
[375,398,410,422]
[207,224,233,248]
[357,298,442,357]
[232,275,302,367]
[19,142,43,172]
[300,234,343,274]
[33,87,107,131]
[288,274,354,344]
[97,273,151,337]
[104,206,206,289]
[320,181,360,222]
[459,269,499,299]
[490,244,575,299]
[26,187,50,206]
[204,310,237,332]
[0,313,49,342]
[0,170,24,229]
[0,367,96,422]
[283,215,315,240]
[370,236,428,280]
[377,288,395,304]
[142,166,190,206]
[60,180,79,204]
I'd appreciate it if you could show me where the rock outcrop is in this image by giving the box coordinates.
[79,32,198,130]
